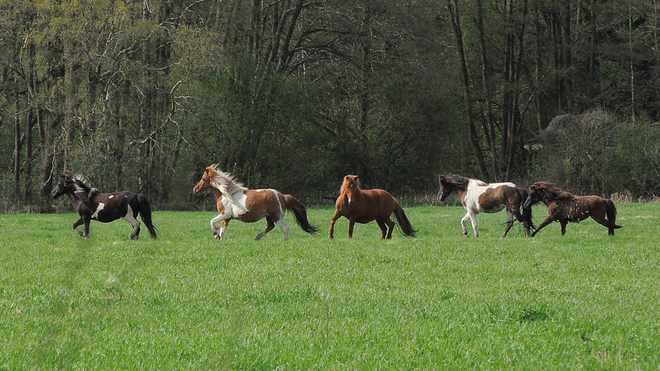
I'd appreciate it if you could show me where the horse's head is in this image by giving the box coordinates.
[51,172,75,199]
[437,175,454,202]
[527,181,561,206]
[193,164,217,195]
[341,175,360,204]
[523,187,542,208]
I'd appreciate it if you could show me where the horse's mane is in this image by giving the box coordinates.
[534,182,575,201]
[208,165,248,195]
[441,174,471,189]
[71,175,100,202]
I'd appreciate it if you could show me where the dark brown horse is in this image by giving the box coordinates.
[51,172,157,240]
[329,175,416,239]
[193,164,318,240]
[524,181,621,236]
[438,174,534,238]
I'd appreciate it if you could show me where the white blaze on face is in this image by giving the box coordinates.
[92,202,105,219]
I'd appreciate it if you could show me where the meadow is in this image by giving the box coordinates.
[1,203,659,369]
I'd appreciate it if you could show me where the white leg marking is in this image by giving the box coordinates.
[210,214,224,236]
[461,213,470,236]
[470,213,479,237]
[276,219,290,241]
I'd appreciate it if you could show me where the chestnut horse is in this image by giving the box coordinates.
[329,175,416,239]
[193,164,318,240]
[438,174,534,238]
[51,172,157,240]
[524,181,622,236]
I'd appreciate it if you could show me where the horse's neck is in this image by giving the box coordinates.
[344,188,362,200]
[212,188,225,200]
[66,189,84,209]
[454,187,468,204]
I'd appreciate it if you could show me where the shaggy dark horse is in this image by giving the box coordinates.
[329,175,416,239]
[524,181,621,236]
[51,172,157,240]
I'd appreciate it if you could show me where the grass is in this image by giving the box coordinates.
[1,203,659,369]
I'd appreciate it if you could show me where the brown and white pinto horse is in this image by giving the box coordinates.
[438,174,534,238]
[524,181,622,236]
[51,172,157,240]
[329,175,416,239]
[193,164,318,240]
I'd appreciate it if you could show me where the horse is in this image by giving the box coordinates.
[329,175,416,239]
[523,181,622,236]
[51,172,157,240]
[437,174,534,238]
[193,164,318,240]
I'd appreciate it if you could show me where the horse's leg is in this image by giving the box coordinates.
[217,219,230,240]
[461,213,470,237]
[531,216,555,237]
[510,206,531,237]
[256,217,276,240]
[501,210,515,238]
[560,220,568,236]
[329,210,341,238]
[468,211,479,238]
[210,214,225,239]
[385,218,395,239]
[73,217,85,237]
[275,219,290,241]
[590,215,615,235]
[83,216,91,239]
[376,219,388,239]
[122,205,141,240]
[348,219,356,238]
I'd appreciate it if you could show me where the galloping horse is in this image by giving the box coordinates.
[193,164,318,240]
[438,174,534,238]
[524,181,622,236]
[51,172,157,240]
[329,175,416,239]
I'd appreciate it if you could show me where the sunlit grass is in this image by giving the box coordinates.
[1,203,658,369]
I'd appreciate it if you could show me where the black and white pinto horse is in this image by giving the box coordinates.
[51,172,157,240]
[438,174,534,238]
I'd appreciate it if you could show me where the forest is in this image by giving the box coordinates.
[1,0,659,212]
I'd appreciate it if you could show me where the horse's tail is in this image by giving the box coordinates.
[282,194,319,235]
[606,199,622,231]
[137,194,158,239]
[393,203,417,237]
[518,188,535,230]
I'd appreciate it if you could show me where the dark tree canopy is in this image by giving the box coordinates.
[1,0,659,212]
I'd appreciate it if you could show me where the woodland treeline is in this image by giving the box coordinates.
[1,0,659,212]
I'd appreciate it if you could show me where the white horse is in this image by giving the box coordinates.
[437,174,534,238]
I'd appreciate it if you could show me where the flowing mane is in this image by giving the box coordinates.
[440,174,471,189]
[72,175,99,202]
[207,165,248,195]
[533,181,575,202]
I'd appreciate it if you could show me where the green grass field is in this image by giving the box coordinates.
[1,203,659,369]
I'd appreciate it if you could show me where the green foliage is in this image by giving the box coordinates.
[532,109,660,197]
[1,204,659,368]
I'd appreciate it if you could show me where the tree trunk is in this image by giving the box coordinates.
[447,0,489,179]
